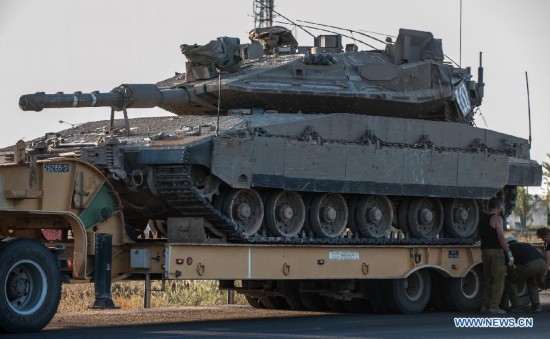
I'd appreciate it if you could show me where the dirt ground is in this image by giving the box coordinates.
[46,305,317,330]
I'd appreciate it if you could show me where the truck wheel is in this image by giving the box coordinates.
[514,280,531,307]
[0,238,61,333]
[385,270,431,314]
[442,266,482,311]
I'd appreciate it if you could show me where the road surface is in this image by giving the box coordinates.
[5,296,550,339]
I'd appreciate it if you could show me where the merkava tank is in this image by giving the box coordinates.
[19,26,541,245]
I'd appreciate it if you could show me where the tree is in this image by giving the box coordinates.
[513,187,544,230]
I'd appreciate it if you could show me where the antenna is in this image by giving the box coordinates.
[216,73,221,137]
[255,0,315,38]
[253,0,274,28]
[476,108,488,128]
[296,20,389,46]
[525,71,532,146]
[276,20,376,49]
[459,0,462,67]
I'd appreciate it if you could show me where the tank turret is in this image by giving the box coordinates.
[20,27,483,124]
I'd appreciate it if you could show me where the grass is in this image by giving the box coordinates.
[58,280,246,313]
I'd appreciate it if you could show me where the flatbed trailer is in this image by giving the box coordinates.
[0,148,494,333]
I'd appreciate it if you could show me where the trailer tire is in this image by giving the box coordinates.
[0,238,61,333]
[385,270,431,314]
[442,266,482,311]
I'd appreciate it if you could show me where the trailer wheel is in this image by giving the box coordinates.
[385,270,431,314]
[0,238,61,333]
[515,281,530,306]
[442,266,482,311]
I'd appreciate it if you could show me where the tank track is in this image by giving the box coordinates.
[153,165,476,246]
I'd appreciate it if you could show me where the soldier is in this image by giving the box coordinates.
[502,237,546,313]
[479,196,513,315]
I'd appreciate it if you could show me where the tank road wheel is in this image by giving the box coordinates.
[355,195,393,238]
[191,166,220,201]
[443,199,479,238]
[265,191,306,237]
[0,238,61,334]
[309,193,348,238]
[441,266,483,311]
[407,198,443,239]
[223,189,264,236]
[385,270,431,314]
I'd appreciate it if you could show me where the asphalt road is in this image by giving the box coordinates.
[5,305,550,339]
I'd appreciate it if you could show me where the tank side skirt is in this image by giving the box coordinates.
[212,136,510,199]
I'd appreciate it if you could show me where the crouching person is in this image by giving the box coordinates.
[502,237,546,313]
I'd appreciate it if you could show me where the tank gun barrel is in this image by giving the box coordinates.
[19,84,190,112]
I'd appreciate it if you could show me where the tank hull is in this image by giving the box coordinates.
[71,113,540,244]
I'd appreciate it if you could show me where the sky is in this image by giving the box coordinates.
[1,0,549,174]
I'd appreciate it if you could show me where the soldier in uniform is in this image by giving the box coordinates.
[502,237,546,313]
[479,196,513,315]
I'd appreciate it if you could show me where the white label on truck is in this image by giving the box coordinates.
[328,251,360,261]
